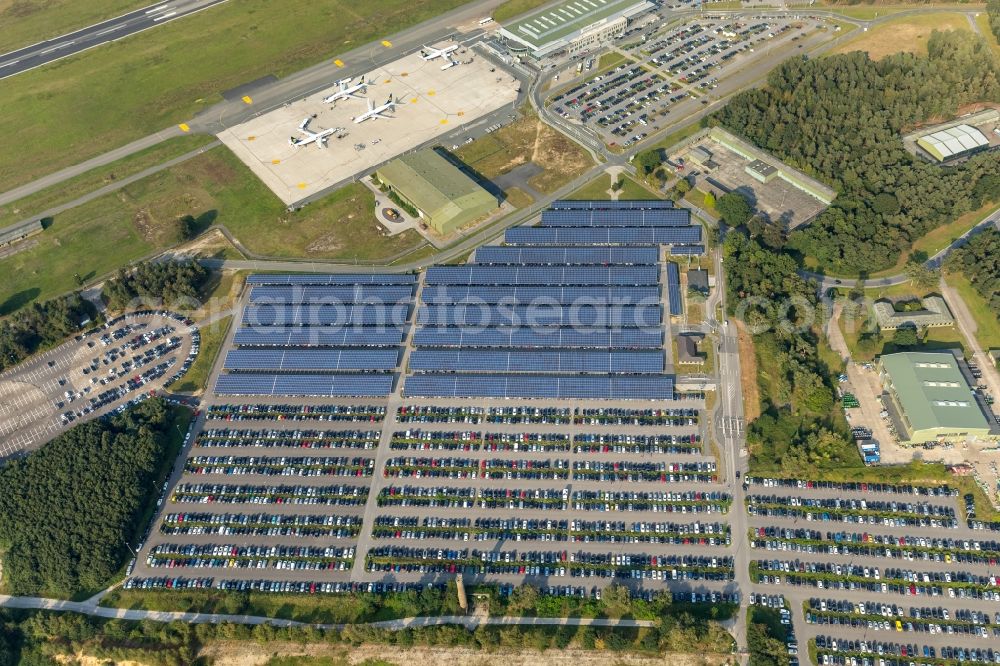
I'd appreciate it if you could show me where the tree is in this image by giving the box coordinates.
[872,192,900,215]
[703,191,716,209]
[716,192,754,227]
[673,177,691,196]
[634,149,661,176]
[177,215,199,241]
[892,326,919,347]
[904,261,938,289]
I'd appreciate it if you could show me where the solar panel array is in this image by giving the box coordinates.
[667,262,683,317]
[217,274,414,397]
[402,200,693,400]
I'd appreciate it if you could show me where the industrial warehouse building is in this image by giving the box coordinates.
[375,149,497,236]
[878,352,994,445]
[498,0,654,59]
[915,124,990,162]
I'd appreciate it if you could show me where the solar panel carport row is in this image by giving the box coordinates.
[232,327,405,347]
[670,245,704,256]
[246,273,416,286]
[423,265,660,286]
[224,348,399,372]
[248,285,414,304]
[472,246,659,265]
[540,208,690,227]
[416,304,661,327]
[420,285,661,305]
[242,303,410,327]
[666,263,682,316]
[412,327,662,349]
[215,373,395,396]
[503,226,702,246]
[550,200,675,210]
[408,350,664,373]
[403,374,674,400]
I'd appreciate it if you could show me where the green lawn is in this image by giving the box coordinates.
[492,0,551,22]
[684,188,719,217]
[975,13,1000,58]
[945,271,1000,351]
[817,3,945,20]
[168,316,232,394]
[0,0,472,193]
[0,0,149,53]
[0,147,424,315]
[0,135,215,229]
[619,176,663,200]
[597,51,629,71]
[646,121,706,155]
[568,174,613,200]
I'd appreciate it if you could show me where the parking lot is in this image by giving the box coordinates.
[744,476,1000,662]
[0,311,199,459]
[547,16,830,150]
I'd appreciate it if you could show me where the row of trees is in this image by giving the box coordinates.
[0,399,179,597]
[0,293,92,373]
[990,0,1000,44]
[723,229,859,476]
[948,228,1000,315]
[714,31,1000,273]
[101,260,208,312]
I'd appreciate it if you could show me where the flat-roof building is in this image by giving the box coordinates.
[873,296,953,331]
[677,333,705,365]
[0,219,43,248]
[376,149,497,236]
[916,124,990,162]
[745,159,777,183]
[878,352,993,444]
[498,0,653,59]
[687,269,709,295]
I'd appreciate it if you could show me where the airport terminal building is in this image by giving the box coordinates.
[498,0,654,59]
[376,149,497,236]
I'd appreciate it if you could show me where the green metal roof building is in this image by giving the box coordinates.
[376,149,497,236]
[498,0,653,58]
[878,352,993,444]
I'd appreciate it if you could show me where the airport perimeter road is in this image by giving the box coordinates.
[0,0,232,80]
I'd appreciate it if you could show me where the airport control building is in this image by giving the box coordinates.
[498,0,654,59]
[376,149,497,236]
[878,352,994,445]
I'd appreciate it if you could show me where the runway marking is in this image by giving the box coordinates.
[241,95,253,104]
[0,59,18,68]
[145,3,169,13]
[178,123,190,132]
[39,41,74,55]
[381,40,392,48]
[334,59,344,67]
[95,26,121,36]
[153,11,177,21]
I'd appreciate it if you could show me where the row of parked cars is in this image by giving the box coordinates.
[207,403,386,422]
[390,430,570,452]
[184,455,375,477]
[815,634,1000,665]
[171,482,369,506]
[195,428,380,449]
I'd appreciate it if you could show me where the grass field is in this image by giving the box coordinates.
[0,135,215,229]
[645,122,706,155]
[492,0,550,22]
[619,176,663,200]
[568,173,614,200]
[504,187,534,209]
[597,51,629,71]
[0,148,424,315]
[0,0,149,53]
[0,0,471,193]
[455,107,594,194]
[974,13,1000,57]
[168,315,232,394]
[816,3,948,20]
[685,188,719,217]
[832,12,972,59]
[944,271,1000,351]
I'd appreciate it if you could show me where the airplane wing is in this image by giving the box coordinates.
[298,118,311,131]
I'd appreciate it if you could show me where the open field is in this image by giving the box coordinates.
[0,148,425,315]
[944,271,1000,351]
[645,123,705,155]
[568,173,614,200]
[455,108,594,194]
[832,12,972,59]
[814,3,964,20]
[0,0,148,53]
[619,176,663,200]
[492,0,550,23]
[684,188,719,217]
[975,13,1000,57]
[0,135,215,229]
[0,0,471,193]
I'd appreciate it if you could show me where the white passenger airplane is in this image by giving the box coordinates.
[420,44,458,62]
[352,96,398,124]
[289,117,339,148]
[322,77,370,105]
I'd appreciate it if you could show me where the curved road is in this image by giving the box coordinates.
[0,594,655,631]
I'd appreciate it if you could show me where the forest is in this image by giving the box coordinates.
[0,292,92,373]
[990,0,1000,43]
[0,399,182,597]
[714,31,1000,274]
[723,230,859,476]
[102,260,209,312]
[948,228,1000,316]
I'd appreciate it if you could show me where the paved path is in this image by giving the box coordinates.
[938,276,1000,404]
[0,594,655,631]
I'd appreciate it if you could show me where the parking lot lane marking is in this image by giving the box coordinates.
[334,59,344,67]
[241,95,253,105]
[178,123,190,132]
[381,40,392,48]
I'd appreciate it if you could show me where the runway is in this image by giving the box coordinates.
[0,0,231,80]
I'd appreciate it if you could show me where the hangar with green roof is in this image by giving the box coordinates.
[498,0,654,59]
[878,351,995,445]
[375,149,497,236]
